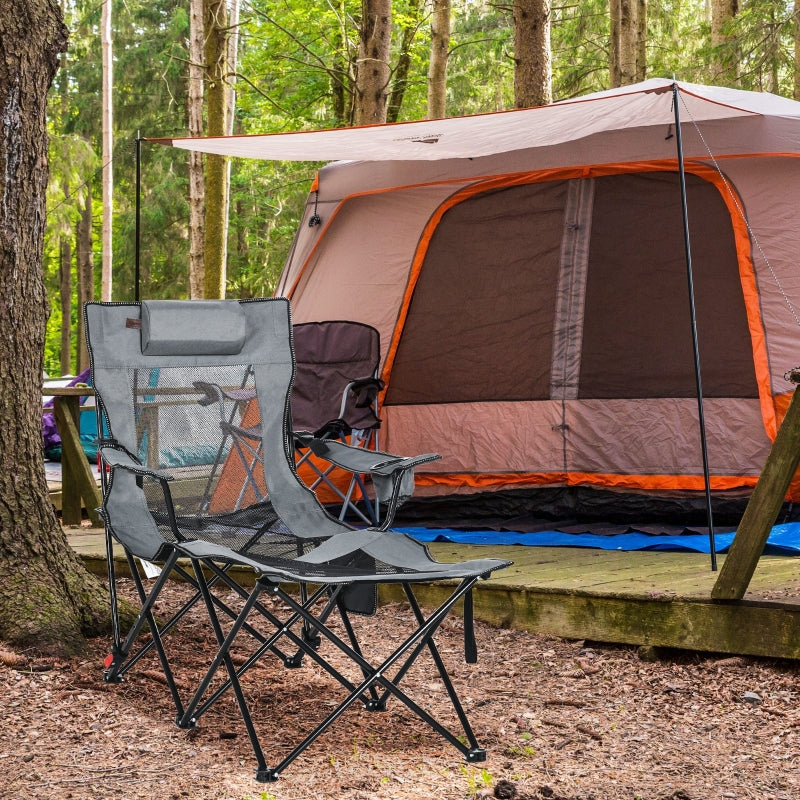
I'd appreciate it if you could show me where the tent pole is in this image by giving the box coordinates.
[672,83,717,571]
[135,132,142,302]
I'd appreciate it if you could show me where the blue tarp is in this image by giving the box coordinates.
[397,522,800,555]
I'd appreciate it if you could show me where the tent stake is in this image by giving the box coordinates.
[672,83,717,570]
[135,131,142,302]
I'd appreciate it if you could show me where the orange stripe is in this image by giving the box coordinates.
[414,471,761,492]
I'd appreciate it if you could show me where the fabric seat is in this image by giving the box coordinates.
[86,298,511,782]
[196,320,387,525]
[292,320,384,524]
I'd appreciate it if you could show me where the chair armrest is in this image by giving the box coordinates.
[293,433,440,528]
[193,380,256,407]
[369,453,440,530]
[344,376,385,411]
[369,453,441,476]
[99,444,174,482]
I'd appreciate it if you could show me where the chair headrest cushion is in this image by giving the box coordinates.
[140,300,247,356]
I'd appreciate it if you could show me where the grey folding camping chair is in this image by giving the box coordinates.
[86,298,511,782]
[195,320,385,525]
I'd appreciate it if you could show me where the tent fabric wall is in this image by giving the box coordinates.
[155,79,800,516]
[282,158,787,506]
[274,122,800,511]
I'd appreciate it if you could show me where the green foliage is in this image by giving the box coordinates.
[239,0,360,130]
[646,0,710,85]
[44,0,800,370]
[226,158,318,298]
[552,0,610,98]
[448,1,514,113]
[729,0,797,95]
[460,763,494,795]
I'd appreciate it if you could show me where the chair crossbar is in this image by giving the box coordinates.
[296,445,377,524]
[176,565,486,782]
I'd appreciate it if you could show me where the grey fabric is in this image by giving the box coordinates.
[86,298,511,581]
[141,299,246,355]
[295,434,438,505]
[85,297,512,782]
[103,468,169,561]
[100,445,174,481]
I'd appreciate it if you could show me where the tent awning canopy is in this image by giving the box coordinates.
[149,79,800,163]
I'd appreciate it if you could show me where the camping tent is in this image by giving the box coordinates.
[155,79,800,522]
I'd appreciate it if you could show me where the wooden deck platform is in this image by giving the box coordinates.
[65,525,800,661]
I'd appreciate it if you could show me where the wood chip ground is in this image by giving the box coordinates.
[3,579,799,800]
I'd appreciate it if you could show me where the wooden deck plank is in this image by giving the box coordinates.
[64,528,800,660]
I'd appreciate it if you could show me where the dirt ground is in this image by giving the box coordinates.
[3,577,800,800]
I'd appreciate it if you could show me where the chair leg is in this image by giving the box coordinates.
[103,549,187,718]
[173,573,487,781]
[260,577,487,778]
[183,580,350,722]
[118,560,291,676]
[402,583,485,759]
[178,562,272,780]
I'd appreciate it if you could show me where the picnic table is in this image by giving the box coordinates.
[44,385,102,526]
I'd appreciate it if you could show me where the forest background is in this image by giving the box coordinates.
[45,0,800,378]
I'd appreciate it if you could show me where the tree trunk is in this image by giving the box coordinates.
[203,0,229,299]
[223,0,239,280]
[331,1,353,126]
[354,0,392,125]
[76,189,93,373]
[59,235,71,375]
[388,0,423,123]
[794,1,800,100]
[226,0,240,134]
[427,0,450,119]
[513,0,552,107]
[188,0,205,299]
[636,0,647,82]
[0,0,108,656]
[58,4,71,375]
[711,0,738,84]
[610,0,621,86]
[100,0,112,300]
[609,0,646,86]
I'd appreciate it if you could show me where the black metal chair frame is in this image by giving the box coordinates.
[86,298,510,782]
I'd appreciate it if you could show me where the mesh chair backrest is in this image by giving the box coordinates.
[86,299,349,561]
[292,321,381,432]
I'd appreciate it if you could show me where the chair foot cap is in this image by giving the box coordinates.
[466,748,487,762]
[102,651,126,682]
[256,768,280,782]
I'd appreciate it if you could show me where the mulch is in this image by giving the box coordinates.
[2,577,800,800]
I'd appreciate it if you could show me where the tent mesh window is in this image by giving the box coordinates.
[579,171,757,399]
[386,171,757,405]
